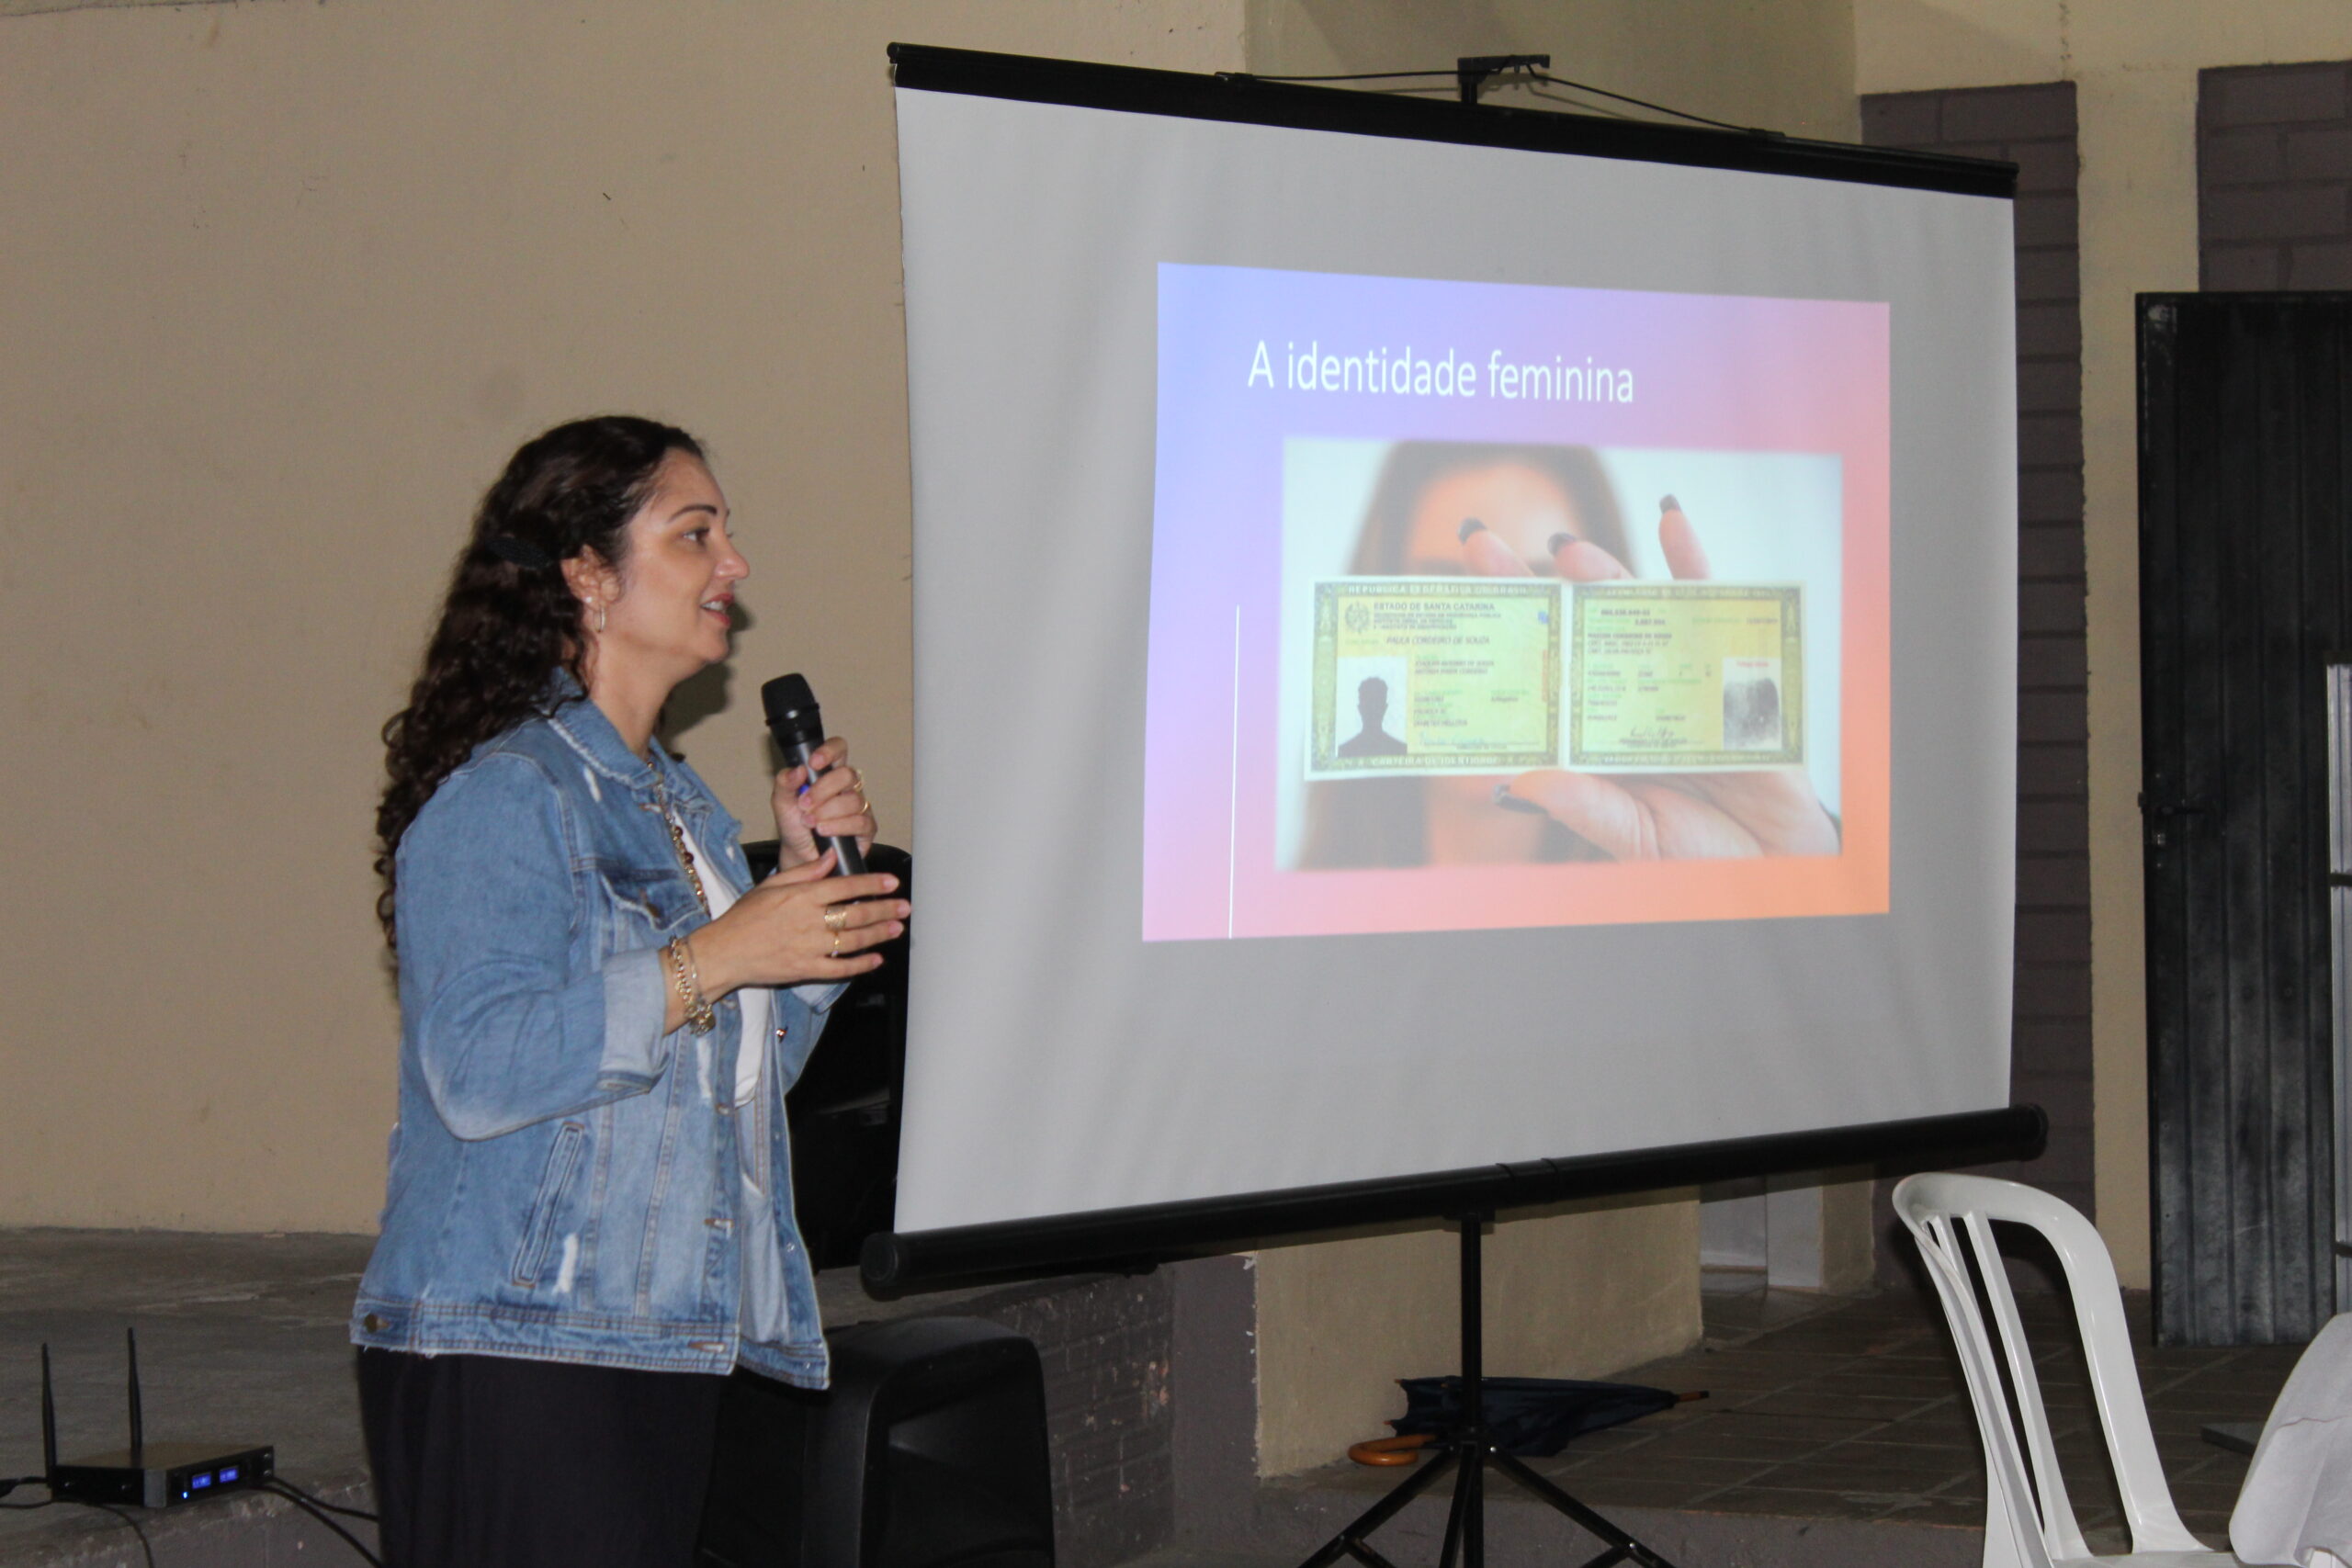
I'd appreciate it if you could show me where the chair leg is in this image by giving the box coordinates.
[1977,1465,2041,1568]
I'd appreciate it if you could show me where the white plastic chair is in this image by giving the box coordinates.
[1893,1172,2233,1568]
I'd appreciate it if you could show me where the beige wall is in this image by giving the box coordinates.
[1254,1195,1700,1476]
[1855,0,2352,1290]
[0,0,1244,1230]
[1248,0,1858,143]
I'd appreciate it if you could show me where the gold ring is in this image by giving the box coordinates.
[823,906,849,932]
[830,931,842,959]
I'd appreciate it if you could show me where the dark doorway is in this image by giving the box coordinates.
[2139,291,2351,1345]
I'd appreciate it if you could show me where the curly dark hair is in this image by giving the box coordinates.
[374,415,704,944]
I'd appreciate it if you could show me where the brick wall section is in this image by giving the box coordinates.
[962,1269,1177,1567]
[2199,61,2352,288]
[1860,84,2093,1245]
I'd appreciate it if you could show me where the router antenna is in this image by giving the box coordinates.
[39,1344,58,1484]
[125,1327,143,1467]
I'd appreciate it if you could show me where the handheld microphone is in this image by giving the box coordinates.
[761,673,866,876]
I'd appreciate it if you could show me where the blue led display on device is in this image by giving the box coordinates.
[190,1473,212,1489]
[220,1467,240,1483]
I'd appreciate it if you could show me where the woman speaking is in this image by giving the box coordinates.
[351,416,908,1567]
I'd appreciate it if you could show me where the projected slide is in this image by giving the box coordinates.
[897,75,2015,1238]
[1142,265,1889,942]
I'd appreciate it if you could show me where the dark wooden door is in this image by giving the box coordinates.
[2139,292,2352,1345]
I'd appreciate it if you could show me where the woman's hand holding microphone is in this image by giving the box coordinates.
[770,736,874,872]
[661,739,907,1032]
[688,853,907,999]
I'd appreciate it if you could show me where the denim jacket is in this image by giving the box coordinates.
[351,685,833,1387]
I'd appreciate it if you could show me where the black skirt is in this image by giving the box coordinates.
[356,1347,727,1568]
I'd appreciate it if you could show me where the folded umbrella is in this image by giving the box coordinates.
[1374,1375,1697,1459]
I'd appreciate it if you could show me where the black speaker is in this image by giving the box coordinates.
[699,1316,1055,1568]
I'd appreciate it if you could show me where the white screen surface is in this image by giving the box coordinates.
[892,85,2016,1236]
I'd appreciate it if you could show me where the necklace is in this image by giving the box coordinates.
[652,784,711,914]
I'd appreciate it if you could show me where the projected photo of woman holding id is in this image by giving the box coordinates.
[1295,438,1841,870]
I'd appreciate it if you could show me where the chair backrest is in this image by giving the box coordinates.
[1893,1173,2206,1566]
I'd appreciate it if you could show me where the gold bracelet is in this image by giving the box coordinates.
[677,937,714,1033]
[664,936,715,1034]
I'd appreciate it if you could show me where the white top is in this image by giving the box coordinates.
[2233,1313,2352,1567]
[669,816,841,1346]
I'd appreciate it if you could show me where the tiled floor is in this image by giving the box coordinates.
[1505,1271,2296,1551]
[0,1234,2312,1568]
[1227,1271,2307,1567]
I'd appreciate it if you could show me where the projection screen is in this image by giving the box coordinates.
[886,51,2019,1255]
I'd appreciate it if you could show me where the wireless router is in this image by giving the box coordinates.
[41,1329,275,1508]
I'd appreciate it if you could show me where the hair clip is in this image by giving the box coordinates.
[484,535,553,570]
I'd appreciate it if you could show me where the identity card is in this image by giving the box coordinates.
[1306,577,1803,779]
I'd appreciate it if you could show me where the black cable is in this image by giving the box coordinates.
[268,1473,379,1522]
[86,1503,156,1568]
[1230,63,1770,135]
[264,1479,384,1567]
[1226,69,1455,84]
[1,1477,382,1565]
[1530,72,1761,134]
[1521,87,1646,122]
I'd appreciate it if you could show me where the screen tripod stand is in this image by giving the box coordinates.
[1297,1211,1681,1568]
